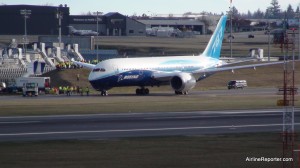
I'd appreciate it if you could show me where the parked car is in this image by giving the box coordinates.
[0,82,6,92]
[248,34,255,38]
[227,80,247,89]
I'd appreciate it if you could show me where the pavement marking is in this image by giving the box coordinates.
[1,123,299,137]
[1,108,298,120]
[144,113,281,120]
[0,121,41,124]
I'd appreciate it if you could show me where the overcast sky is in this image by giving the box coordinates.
[1,0,299,15]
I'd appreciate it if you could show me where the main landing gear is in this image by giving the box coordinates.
[101,90,108,96]
[175,91,189,95]
[136,87,149,95]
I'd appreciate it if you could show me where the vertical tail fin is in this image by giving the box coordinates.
[202,15,227,59]
[68,26,76,33]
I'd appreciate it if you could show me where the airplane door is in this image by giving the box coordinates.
[113,65,119,75]
[139,70,143,75]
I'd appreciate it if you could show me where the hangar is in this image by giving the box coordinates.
[138,19,205,35]
[0,4,205,37]
[69,12,146,36]
[0,5,145,36]
[0,4,69,35]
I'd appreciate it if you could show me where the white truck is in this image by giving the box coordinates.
[227,80,248,89]
[15,77,51,93]
[22,82,39,97]
[0,82,6,92]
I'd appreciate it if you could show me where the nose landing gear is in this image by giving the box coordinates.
[136,87,149,95]
[101,90,108,96]
[175,91,189,95]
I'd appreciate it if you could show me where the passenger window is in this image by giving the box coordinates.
[93,68,100,72]
[93,68,106,72]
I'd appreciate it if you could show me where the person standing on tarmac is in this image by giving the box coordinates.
[70,86,74,95]
[76,86,80,94]
[63,86,67,94]
[67,86,71,96]
[59,86,62,94]
[85,86,89,96]
[79,87,83,96]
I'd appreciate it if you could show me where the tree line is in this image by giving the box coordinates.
[232,0,299,19]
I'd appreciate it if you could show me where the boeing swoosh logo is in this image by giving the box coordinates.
[211,26,223,55]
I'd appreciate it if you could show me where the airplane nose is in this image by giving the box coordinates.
[88,72,96,81]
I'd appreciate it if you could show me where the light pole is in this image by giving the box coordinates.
[20,9,31,56]
[297,11,300,60]
[268,21,271,62]
[56,9,63,49]
[93,11,101,62]
[229,3,233,58]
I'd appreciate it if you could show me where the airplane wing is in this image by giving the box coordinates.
[71,59,96,70]
[151,71,182,82]
[151,61,286,82]
[195,61,285,74]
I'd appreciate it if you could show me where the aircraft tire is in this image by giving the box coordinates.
[175,91,184,95]
[101,91,108,96]
[145,88,149,95]
[136,88,149,95]
[136,88,141,95]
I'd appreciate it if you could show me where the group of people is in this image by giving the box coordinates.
[49,86,90,96]
[55,59,102,70]
[55,61,81,70]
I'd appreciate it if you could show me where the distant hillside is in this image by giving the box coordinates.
[41,62,300,94]
[42,68,92,89]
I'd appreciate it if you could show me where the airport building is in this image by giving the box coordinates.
[0,4,211,37]
[0,5,145,36]
[69,13,146,36]
[0,5,70,35]
[138,19,205,35]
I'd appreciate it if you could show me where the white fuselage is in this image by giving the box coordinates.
[88,55,221,82]
[72,15,229,94]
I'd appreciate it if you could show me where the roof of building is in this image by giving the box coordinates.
[138,19,204,26]
[104,12,123,17]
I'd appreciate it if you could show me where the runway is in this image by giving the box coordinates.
[0,108,299,142]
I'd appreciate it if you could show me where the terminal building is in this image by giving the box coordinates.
[0,5,70,35]
[0,4,207,37]
[69,12,146,36]
[138,19,205,35]
[0,5,145,36]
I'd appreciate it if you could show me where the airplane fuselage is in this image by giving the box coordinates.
[72,15,232,95]
[72,15,283,96]
[88,55,220,91]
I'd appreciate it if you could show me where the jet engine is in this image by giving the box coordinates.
[170,73,196,94]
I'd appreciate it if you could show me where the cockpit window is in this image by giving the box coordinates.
[93,68,106,72]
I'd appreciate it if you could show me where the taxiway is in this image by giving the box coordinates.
[0,108,299,142]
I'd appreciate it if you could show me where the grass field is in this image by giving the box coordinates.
[96,31,293,58]
[44,60,300,92]
[0,31,295,58]
[0,62,298,116]
[0,93,292,116]
[0,133,290,168]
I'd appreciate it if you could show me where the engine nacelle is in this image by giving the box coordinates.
[170,73,196,93]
